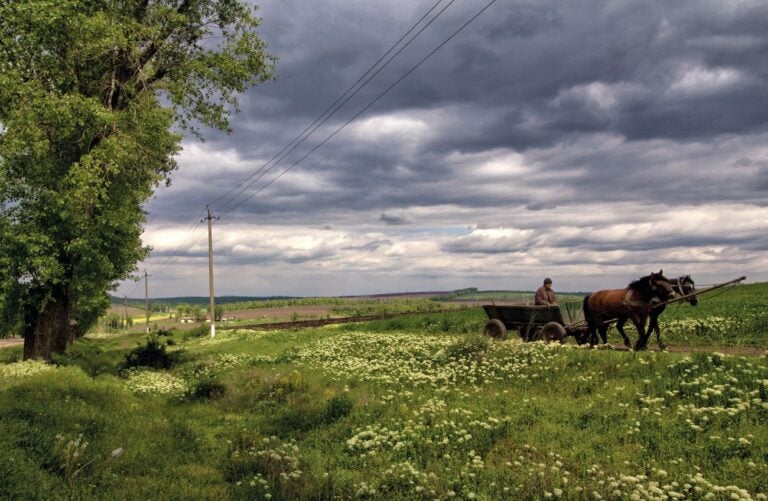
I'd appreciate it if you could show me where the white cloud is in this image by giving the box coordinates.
[666,63,751,97]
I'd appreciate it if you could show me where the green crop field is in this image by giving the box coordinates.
[1,283,766,500]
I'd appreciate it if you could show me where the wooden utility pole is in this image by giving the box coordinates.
[124,295,128,330]
[144,270,150,334]
[205,206,217,338]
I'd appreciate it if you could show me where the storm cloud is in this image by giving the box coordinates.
[120,0,768,297]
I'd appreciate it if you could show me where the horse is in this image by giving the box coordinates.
[636,275,698,351]
[581,271,676,350]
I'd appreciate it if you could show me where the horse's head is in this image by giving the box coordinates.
[675,275,698,306]
[629,270,674,303]
[650,270,676,301]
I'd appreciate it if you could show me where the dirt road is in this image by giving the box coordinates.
[0,338,23,349]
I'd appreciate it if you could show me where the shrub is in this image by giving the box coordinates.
[50,340,124,376]
[183,325,209,340]
[323,394,354,424]
[190,379,227,400]
[155,328,174,337]
[123,335,181,370]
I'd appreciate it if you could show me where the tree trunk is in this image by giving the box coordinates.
[23,291,75,361]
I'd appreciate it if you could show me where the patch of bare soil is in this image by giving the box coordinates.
[0,338,23,349]
[600,343,767,357]
[224,306,336,320]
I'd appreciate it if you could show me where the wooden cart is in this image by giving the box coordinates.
[482,304,585,342]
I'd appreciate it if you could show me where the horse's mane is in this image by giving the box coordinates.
[628,273,669,301]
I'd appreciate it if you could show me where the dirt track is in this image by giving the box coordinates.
[0,338,23,349]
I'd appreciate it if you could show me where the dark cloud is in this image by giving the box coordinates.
[123,0,768,296]
[379,213,410,225]
[343,239,393,252]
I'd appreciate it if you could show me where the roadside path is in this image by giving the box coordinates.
[0,339,23,349]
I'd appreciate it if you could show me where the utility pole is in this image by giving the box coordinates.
[204,206,218,338]
[124,295,128,330]
[144,270,150,334]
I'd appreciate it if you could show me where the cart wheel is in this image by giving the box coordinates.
[484,319,508,340]
[540,322,567,343]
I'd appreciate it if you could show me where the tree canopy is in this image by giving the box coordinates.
[0,0,276,359]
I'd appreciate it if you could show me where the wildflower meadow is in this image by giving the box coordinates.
[0,285,766,499]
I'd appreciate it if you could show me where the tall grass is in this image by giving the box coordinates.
[1,291,766,499]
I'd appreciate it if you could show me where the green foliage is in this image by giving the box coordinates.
[123,334,181,370]
[105,313,122,331]
[190,378,227,401]
[0,0,276,358]
[183,324,210,340]
[0,293,766,499]
[341,308,485,334]
[221,296,444,313]
[51,339,124,376]
[446,332,490,360]
[0,345,22,364]
[323,394,355,423]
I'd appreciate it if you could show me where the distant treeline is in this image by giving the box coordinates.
[110,295,297,311]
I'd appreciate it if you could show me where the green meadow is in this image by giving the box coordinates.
[0,283,766,500]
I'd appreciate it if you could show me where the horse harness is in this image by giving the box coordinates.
[622,289,662,309]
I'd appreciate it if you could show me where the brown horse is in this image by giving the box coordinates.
[637,275,698,351]
[582,271,676,350]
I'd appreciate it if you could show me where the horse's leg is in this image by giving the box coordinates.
[596,323,608,345]
[615,318,631,348]
[642,314,656,350]
[633,315,648,351]
[587,320,600,346]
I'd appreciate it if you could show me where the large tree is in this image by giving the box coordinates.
[0,0,275,360]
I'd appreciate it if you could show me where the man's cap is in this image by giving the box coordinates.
[543,277,552,284]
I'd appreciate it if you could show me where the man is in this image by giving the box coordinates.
[535,278,558,306]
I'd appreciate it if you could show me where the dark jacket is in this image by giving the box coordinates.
[535,286,557,305]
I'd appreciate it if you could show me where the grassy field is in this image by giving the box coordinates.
[0,283,766,500]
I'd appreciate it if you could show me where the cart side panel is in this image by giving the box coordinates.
[482,305,565,328]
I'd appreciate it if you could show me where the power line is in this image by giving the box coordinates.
[148,220,207,276]
[220,0,499,216]
[117,0,499,294]
[120,219,206,298]
[211,0,455,215]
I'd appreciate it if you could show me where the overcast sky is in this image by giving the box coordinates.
[117,0,768,298]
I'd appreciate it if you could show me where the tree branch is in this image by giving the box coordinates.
[137,0,192,70]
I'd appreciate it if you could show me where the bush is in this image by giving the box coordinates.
[155,328,174,337]
[190,379,227,400]
[183,325,209,340]
[123,335,181,370]
[323,394,354,424]
[51,341,122,376]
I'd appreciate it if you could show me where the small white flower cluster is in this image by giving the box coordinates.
[376,461,442,498]
[578,467,766,500]
[346,397,510,475]
[230,436,303,490]
[182,352,254,383]
[123,368,187,396]
[666,355,767,424]
[190,329,271,347]
[659,316,742,342]
[235,472,272,499]
[294,331,568,390]
[54,432,91,479]
[0,360,54,380]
